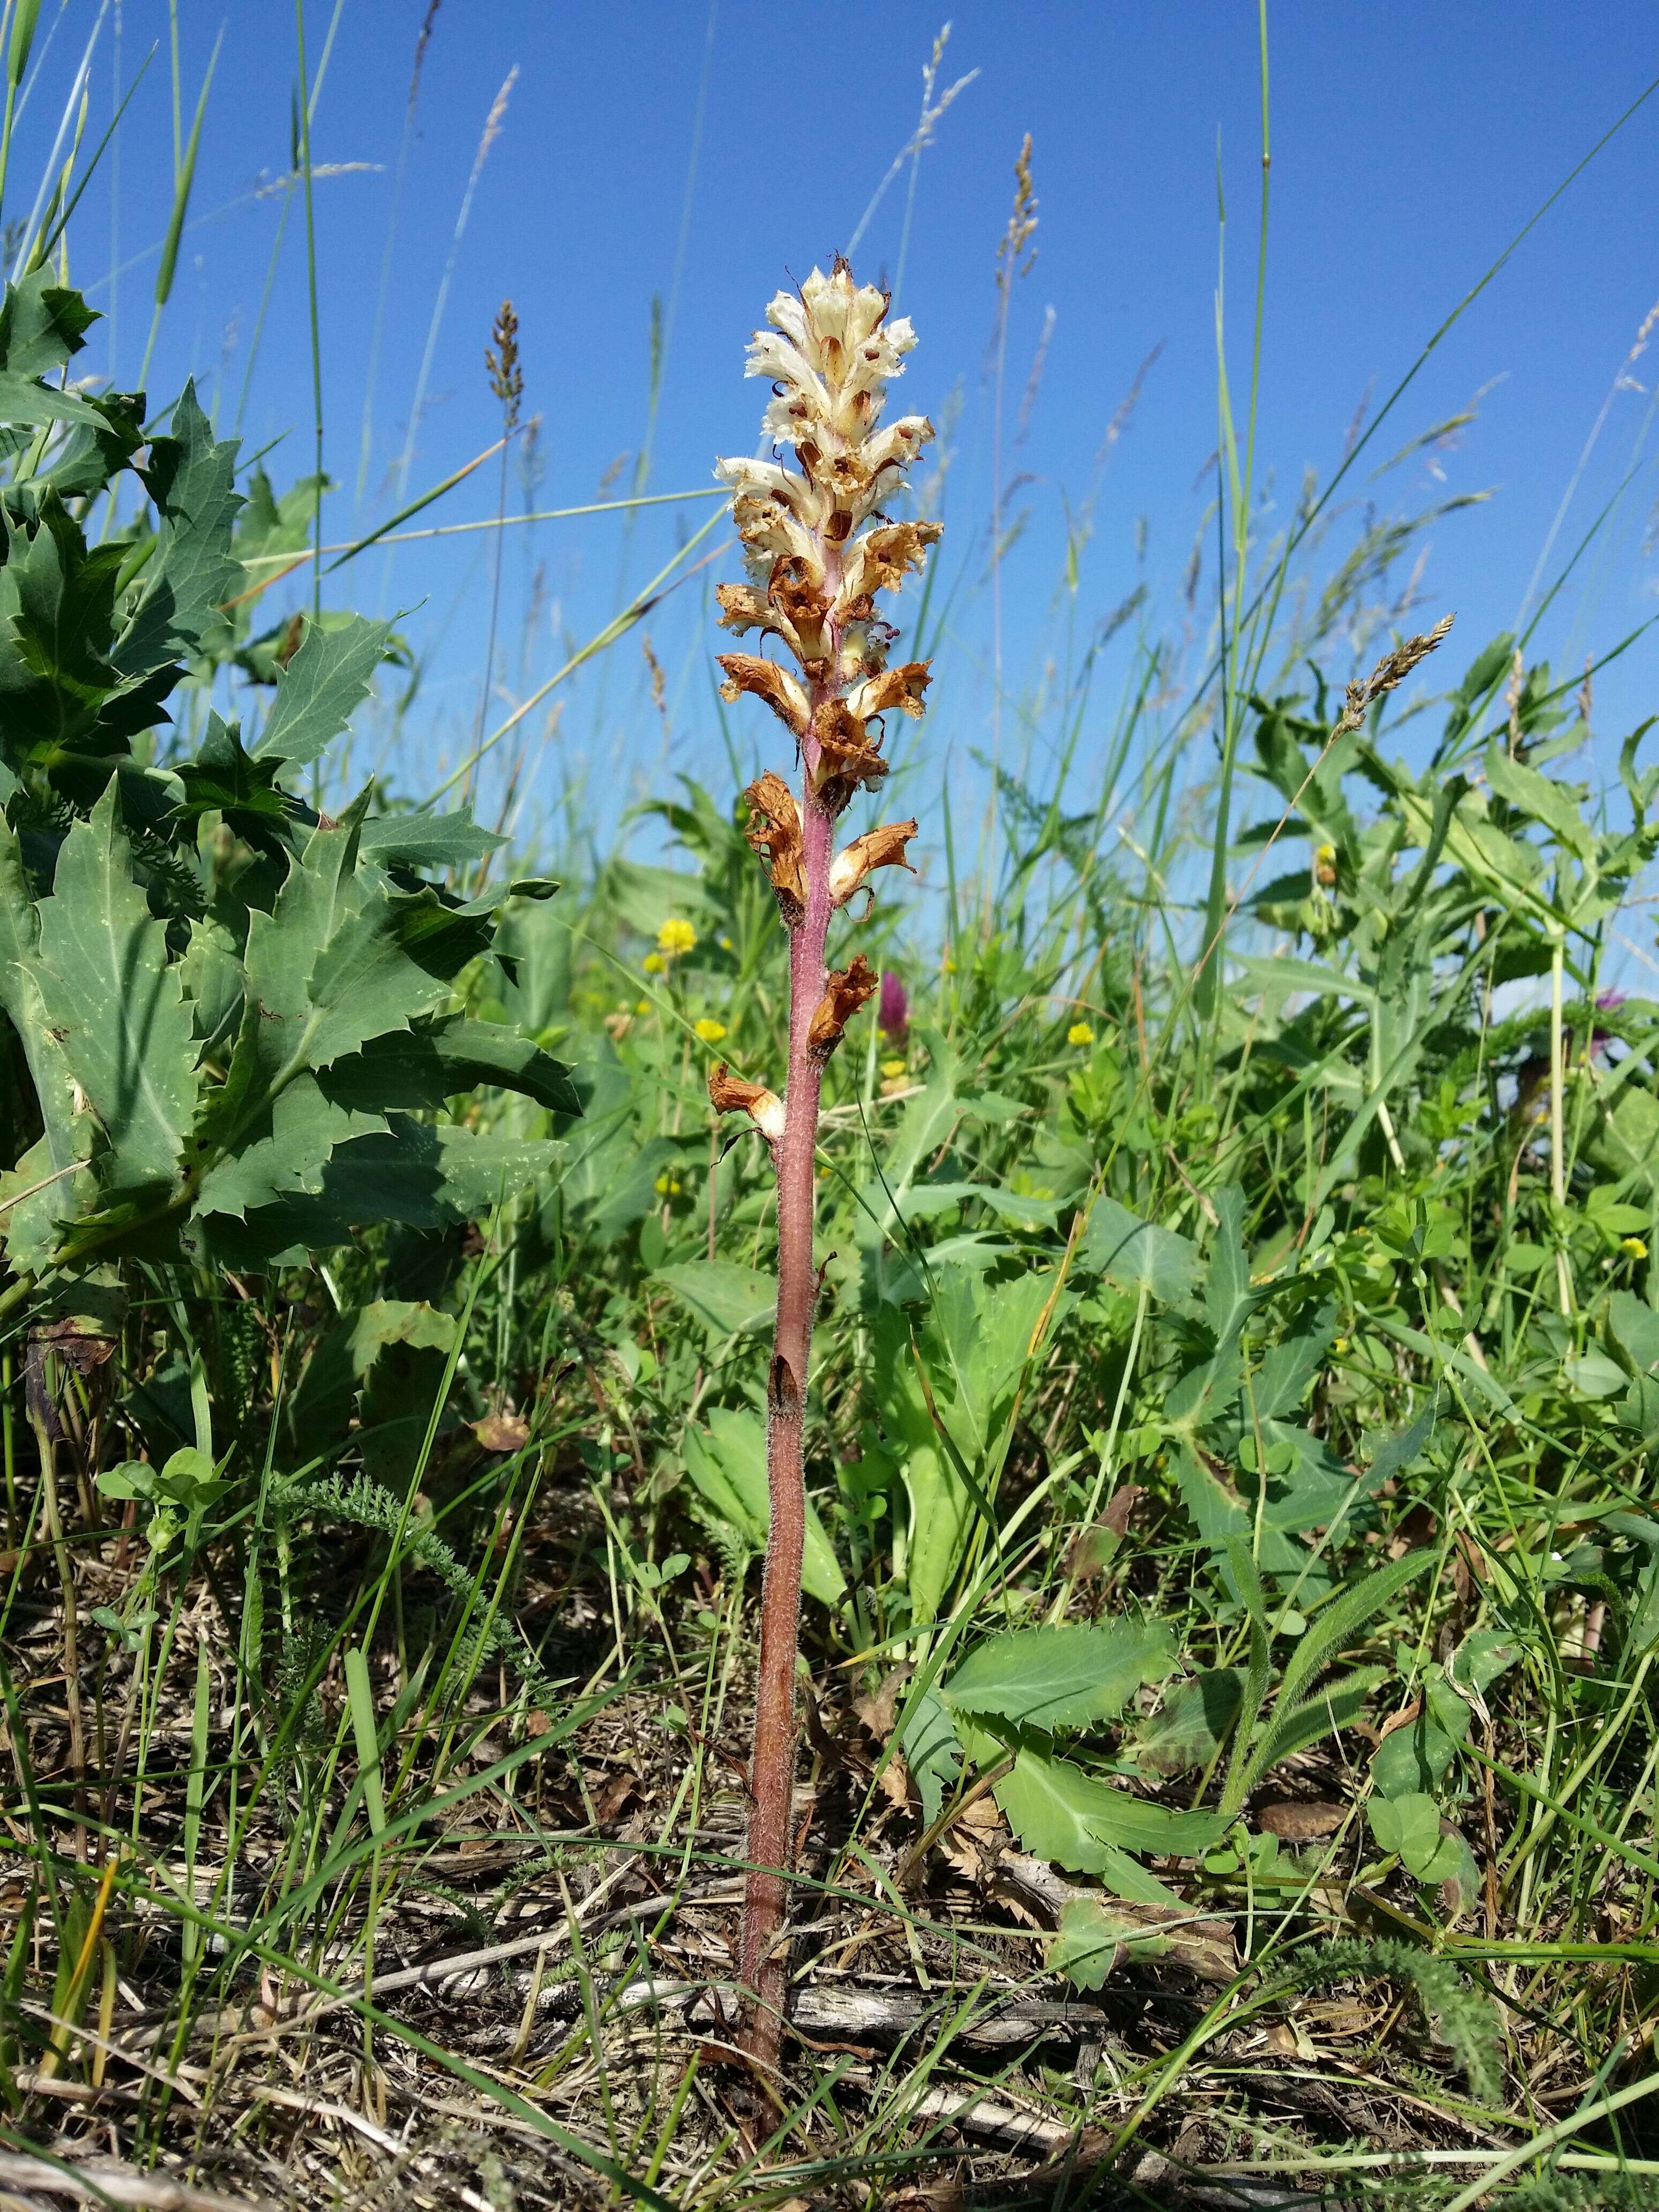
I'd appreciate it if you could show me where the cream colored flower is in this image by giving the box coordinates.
[714,260,940,775]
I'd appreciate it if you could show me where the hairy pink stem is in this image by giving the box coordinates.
[739,690,836,2073]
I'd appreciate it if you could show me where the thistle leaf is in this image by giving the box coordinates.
[995,1748,1224,1885]
[944,1620,1176,1734]
[113,381,242,675]
[34,786,197,1198]
[253,613,393,768]
[318,1016,581,1116]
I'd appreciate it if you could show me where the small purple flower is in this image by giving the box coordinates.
[1594,988,1628,1056]
[878,969,909,1043]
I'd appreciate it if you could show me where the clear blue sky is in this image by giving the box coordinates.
[23,3,1659,897]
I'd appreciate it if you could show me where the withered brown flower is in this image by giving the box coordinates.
[847,660,931,723]
[707,1062,786,1142]
[808,954,879,1061]
[743,771,808,928]
[828,819,918,908]
[810,698,889,807]
[717,652,809,737]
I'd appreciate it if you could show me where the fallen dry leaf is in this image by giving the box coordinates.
[1377,1698,1423,1743]
[473,1412,531,1453]
[854,1663,911,1743]
[1257,1799,1346,1840]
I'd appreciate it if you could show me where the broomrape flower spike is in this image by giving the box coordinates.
[709,257,940,2077]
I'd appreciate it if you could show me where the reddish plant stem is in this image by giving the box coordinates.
[739,775,833,2069]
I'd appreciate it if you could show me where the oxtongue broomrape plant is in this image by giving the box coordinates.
[707,259,938,2073]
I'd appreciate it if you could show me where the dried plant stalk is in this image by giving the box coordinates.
[708,259,940,2076]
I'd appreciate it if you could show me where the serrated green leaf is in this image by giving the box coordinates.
[178,917,243,1045]
[190,1116,559,1265]
[113,381,242,675]
[318,1017,580,1116]
[679,1405,844,1607]
[1133,1669,1246,1780]
[996,1748,1227,1873]
[1610,1290,1659,1377]
[0,269,93,378]
[1485,744,1596,865]
[651,1259,776,1340]
[0,818,92,1262]
[357,809,504,871]
[253,613,393,768]
[193,1074,385,1222]
[303,886,481,1070]
[173,713,296,852]
[35,785,196,1197]
[1078,1195,1201,1307]
[896,1686,960,1827]
[236,809,470,1097]
[944,1620,1176,1734]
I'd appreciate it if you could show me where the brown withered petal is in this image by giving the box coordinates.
[716,581,797,654]
[709,1063,769,1117]
[743,771,807,927]
[854,519,943,597]
[808,954,879,1061]
[810,698,888,804]
[769,555,831,643]
[828,818,918,907]
[848,660,931,723]
[717,652,809,736]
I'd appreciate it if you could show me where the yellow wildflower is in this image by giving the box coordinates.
[694,1017,728,1045]
[658,917,698,957]
[880,1058,907,1080]
[1623,1236,1649,1260]
[642,951,666,974]
[636,999,651,1015]
[1067,1021,1094,1048]
[654,1172,683,1198]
